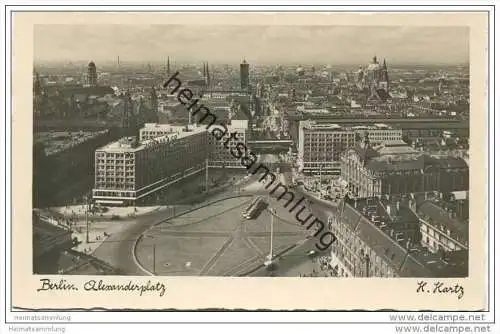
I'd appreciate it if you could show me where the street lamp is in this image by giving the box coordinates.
[145,235,157,275]
[264,208,276,267]
[84,193,90,244]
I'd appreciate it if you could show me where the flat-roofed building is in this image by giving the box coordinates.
[351,123,403,145]
[92,125,208,205]
[297,120,356,175]
[139,123,181,141]
[208,119,249,169]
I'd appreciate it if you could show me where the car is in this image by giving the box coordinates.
[307,250,317,256]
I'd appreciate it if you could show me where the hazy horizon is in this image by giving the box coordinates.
[34,25,469,65]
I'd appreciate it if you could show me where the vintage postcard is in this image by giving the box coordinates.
[7,10,490,313]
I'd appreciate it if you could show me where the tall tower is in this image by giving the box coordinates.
[240,59,250,91]
[167,56,171,76]
[123,90,133,129]
[150,86,158,115]
[206,62,211,88]
[33,71,42,115]
[87,61,97,87]
[381,58,390,91]
[33,71,41,96]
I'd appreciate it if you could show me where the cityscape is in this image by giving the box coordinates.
[33,25,470,278]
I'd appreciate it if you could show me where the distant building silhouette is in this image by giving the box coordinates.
[240,59,250,91]
[87,61,98,87]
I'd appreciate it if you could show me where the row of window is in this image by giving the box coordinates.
[96,153,134,159]
[93,190,135,197]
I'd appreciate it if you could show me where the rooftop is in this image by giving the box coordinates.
[300,121,346,131]
[417,200,469,246]
[98,124,206,153]
[351,124,396,131]
[35,130,109,156]
[347,141,468,172]
[374,140,419,155]
[337,197,468,277]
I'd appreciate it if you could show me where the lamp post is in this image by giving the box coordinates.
[205,158,209,193]
[145,235,157,275]
[85,194,90,244]
[319,163,323,185]
[269,208,274,260]
[152,243,156,275]
[265,208,276,266]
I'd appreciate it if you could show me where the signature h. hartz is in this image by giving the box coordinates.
[416,280,464,300]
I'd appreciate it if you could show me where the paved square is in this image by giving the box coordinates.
[135,196,308,276]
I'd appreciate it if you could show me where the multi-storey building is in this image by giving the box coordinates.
[139,123,183,142]
[326,196,468,277]
[208,119,249,169]
[92,125,208,205]
[297,120,356,175]
[351,123,402,145]
[340,136,469,198]
[418,199,469,253]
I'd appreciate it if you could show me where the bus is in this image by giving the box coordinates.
[242,197,262,218]
[245,198,268,220]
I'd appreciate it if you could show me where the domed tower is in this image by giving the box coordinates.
[87,61,97,87]
[366,55,381,85]
[296,65,305,76]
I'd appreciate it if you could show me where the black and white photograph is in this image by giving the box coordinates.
[31,23,472,279]
[3,4,497,332]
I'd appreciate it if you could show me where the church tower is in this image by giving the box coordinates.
[380,58,390,91]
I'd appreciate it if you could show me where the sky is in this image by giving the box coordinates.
[34,25,469,65]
